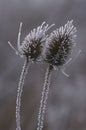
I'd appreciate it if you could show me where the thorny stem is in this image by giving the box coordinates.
[16,57,30,130]
[37,64,53,130]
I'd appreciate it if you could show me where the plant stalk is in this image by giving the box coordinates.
[16,57,30,130]
[37,64,53,130]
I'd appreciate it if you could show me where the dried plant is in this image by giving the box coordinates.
[8,20,78,130]
[37,20,77,130]
[8,22,54,130]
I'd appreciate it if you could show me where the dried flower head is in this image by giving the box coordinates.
[44,20,77,67]
[8,22,54,62]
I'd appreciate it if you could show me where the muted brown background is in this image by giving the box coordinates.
[0,0,86,130]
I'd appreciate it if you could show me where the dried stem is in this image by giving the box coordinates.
[16,57,30,130]
[37,64,53,130]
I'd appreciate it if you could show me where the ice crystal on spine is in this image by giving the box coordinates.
[44,20,77,66]
[8,22,54,62]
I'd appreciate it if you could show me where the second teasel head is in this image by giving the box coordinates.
[44,20,77,67]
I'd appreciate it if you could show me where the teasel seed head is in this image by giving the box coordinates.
[44,20,77,67]
[8,22,54,63]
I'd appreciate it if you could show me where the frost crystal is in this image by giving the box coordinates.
[44,20,77,66]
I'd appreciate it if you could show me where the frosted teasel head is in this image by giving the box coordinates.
[8,22,54,62]
[44,20,77,67]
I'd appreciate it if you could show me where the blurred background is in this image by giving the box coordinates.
[0,0,86,130]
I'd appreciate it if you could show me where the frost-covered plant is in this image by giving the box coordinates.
[44,20,77,72]
[8,20,79,130]
[37,20,77,130]
[8,22,54,130]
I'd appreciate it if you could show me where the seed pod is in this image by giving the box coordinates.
[44,20,77,66]
[18,22,54,62]
[8,22,54,63]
